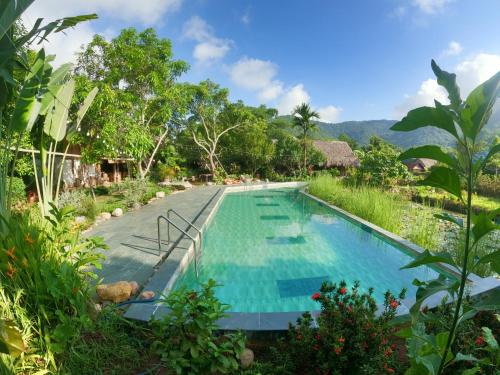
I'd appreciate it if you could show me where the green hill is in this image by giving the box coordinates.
[280,109,500,149]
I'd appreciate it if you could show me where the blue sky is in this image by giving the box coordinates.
[26,0,500,122]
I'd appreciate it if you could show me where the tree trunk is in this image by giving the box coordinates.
[137,161,145,180]
[208,152,217,176]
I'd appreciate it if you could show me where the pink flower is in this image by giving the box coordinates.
[311,292,321,300]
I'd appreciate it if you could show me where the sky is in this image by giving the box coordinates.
[23,0,500,123]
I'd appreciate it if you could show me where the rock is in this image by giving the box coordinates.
[156,191,165,198]
[158,181,170,187]
[75,216,86,224]
[112,208,123,217]
[132,202,141,210]
[240,348,254,368]
[148,197,158,204]
[129,281,139,295]
[206,181,214,186]
[100,212,112,220]
[139,290,155,300]
[96,281,137,303]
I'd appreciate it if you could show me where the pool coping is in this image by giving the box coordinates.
[125,183,500,331]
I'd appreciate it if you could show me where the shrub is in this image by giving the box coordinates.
[0,207,106,372]
[7,177,26,206]
[476,174,500,198]
[272,280,406,375]
[58,189,88,210]
[93,185,110,196]
[151,279,246,374]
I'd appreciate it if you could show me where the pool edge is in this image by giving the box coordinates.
[125,183,500,331]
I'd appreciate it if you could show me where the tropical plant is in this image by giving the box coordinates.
[0,205,106,371]
[391,60,500,375]
[151,279,246,374]
[292,103,320,169]
[0,0,96,225]
[272,280,406,375]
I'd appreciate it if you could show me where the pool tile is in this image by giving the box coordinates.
[276,276,330,298]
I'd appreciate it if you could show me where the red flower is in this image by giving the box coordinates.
[296,334,302,341]
[334,347,342,355]
[339,287,347,295]
[311,292,321,300]
[338,336,345,344]
[315,334,321,340]
[384,348,393,357]
[384,363,395,374]
[389,299,399,309]
[475,336,485,346]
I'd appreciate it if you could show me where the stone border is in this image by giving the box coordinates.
[125,184,500,331]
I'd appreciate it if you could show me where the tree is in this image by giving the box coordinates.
[74,28,189,178]
[186,80,251,176]
[338,133,358,150]
[220,105,277,176]
[392,60,499,375]
[292,103,320,169]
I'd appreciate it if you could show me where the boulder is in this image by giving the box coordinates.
[96,281,137,303]
[240,348,254,368]
[156,191,166,198]
[139,290,155,300]
[75,216,86,224]
[100,212,112,220]
[132,202,141,210]
[112,208,123,217]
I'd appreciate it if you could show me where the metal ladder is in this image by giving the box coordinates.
[157,209,203,277]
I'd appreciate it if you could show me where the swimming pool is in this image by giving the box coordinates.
[174,188,446,313]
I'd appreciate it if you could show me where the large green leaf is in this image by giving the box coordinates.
[417,166,463,200]
[8,49,46,133]
[391,106,459,140]
[399,145,458,170]
[76,87,98,128]
[477,250,500,274]
[0,319,26,357]
[401,250,457,270]
[461,71,500,139]
[471,211,499,246]
[481,143,500,171]
[43,79,75,141]
[0,0,34,39]
[431,60,461,110]
[482,327,499,351]
[434,213,463,228]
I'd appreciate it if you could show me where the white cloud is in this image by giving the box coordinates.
[229,57,283,101]
[394,79,448,119]
[412,0,453,14]
[317,105,342,123]
[277,84,311,115]
[442,41,463,57]
[22,0,182,66]
[455,53,500,95]
[183,16,232,64]
[394,53,500,119]
[258,81,284,102]
[241,13,251,25]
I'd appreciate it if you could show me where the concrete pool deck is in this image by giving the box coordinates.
[88,185,223,286]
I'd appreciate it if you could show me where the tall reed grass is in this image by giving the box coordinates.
[308,175,404,234]
[308,175,441,251]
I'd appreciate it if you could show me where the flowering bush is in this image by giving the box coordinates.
[275,280,406,375]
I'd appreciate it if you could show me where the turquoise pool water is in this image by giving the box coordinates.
[174,188,442,313]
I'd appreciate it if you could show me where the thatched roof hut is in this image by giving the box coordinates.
[312,140,360,168]
[403,158,437,172]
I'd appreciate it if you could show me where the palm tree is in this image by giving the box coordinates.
[292,103,320,169]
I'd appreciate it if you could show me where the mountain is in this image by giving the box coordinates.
[314,119,457,149]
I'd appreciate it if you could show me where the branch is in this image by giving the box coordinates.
[144,127,169,177]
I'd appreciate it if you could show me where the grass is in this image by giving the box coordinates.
[308,175,405,234]
[308,175,443,253]
[59,308,150,375]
